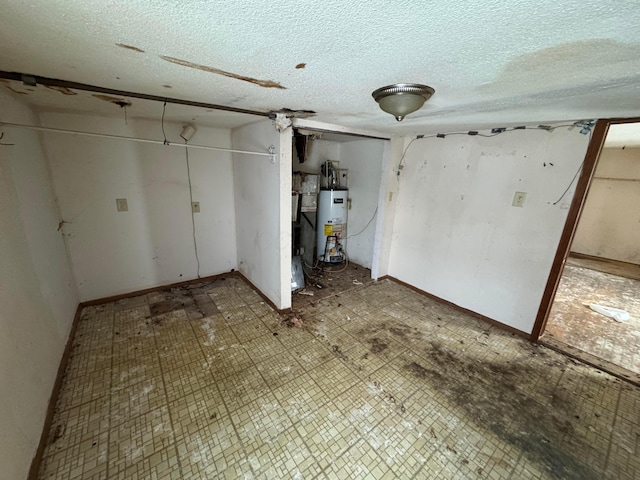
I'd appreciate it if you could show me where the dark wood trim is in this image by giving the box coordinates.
[0,70,269,118]
[27,304,83,480]
[384,276,529,339]
[541,336,640,387]
[237,274,289,314]
[529,120,610,341]
[80,270,287,314]
[81,271,240,306]
[569,251,640,269]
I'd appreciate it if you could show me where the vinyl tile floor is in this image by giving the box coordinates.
[38,274,640,479]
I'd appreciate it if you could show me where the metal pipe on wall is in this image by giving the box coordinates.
[0,122,275,158]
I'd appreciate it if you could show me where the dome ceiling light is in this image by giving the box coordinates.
[372,83,435,122]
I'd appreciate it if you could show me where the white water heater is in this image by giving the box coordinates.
[317,189,348,263]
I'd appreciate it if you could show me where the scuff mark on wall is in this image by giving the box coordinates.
[116,43,145,53]
[162,84,172,88]
[92,94,132,107]
[160,55,286,89]
[295,63,306,69]
[45,85,77,95]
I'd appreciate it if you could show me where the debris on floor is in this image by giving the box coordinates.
[281,312,304,328]
[545,257,640,376]
[587,303,630,322]
[36,270,640,480]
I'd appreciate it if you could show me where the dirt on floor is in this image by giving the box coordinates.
[545,258,640,376]
[292,262,373,308]
[290,273,614,480]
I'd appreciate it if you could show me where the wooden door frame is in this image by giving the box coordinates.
[530,117,640,341]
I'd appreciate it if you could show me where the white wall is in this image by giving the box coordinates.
[388,127,590,334]
[371,136,402,279]
[0,92,78,480]
[39,113,237,301]
[571,147,640,264]
[338,139,385,269]
[232,119,292,309]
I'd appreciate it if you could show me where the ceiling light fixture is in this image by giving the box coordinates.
[372,83,435,122]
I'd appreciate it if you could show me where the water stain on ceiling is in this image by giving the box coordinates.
[92,94,132,107]
[116,43,145,53]
[482,39,640,95]
[160,55,286,89]
[45,85,77,95]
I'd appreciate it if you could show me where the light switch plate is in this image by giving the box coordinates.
[116,198,128,212]
[192,201,200,213]
[512,191,527,207]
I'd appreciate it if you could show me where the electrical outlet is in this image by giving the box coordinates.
[512,191,527,207]
[116,198,128,212]
[191,201,200,213]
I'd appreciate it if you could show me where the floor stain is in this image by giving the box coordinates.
[404,340,602,480]
[367,337,388,354]
[160,55,286,89]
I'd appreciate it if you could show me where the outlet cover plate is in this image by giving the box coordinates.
[116,198,128,212]
[512,191,527,207]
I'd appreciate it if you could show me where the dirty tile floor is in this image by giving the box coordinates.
[544,256,640,377]
[38,274,639,479]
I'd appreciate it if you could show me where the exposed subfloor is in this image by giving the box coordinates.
[543,256,640,379]
[38,274,639,479]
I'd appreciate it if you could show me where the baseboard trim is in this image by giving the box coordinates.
[541,336,640,387]
[569,251,640,267]
[81,271,241,307]
[28,270,286,479]
[27,303,83,480]
[236,274,288,314]
[382,276,529,339]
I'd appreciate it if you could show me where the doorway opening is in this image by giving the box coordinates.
[290,128,387,306]
[532,118,640,385]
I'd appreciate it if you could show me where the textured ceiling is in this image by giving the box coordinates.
[1,0,640,135]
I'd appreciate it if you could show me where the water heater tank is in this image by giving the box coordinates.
[316,189,348,263]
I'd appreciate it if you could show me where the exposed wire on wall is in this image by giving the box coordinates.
[184,139,201,278]
[395,121,594,178]
[347,206,378,239]
[551,128,593,205]
[161,100,169,145]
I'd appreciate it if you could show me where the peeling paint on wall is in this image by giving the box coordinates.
[160,55,286,89]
